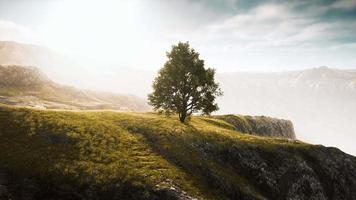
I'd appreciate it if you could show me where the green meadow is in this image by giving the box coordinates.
[0,104,328,200]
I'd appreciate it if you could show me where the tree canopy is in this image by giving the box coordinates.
[148,42,222,122]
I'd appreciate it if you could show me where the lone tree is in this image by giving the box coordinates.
[148,42,222,122]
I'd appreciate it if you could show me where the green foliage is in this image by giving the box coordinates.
[148,42,222,122]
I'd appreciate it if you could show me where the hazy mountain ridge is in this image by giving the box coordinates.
[217,67,356,119]
[0,41,93,88]
[217,67,356,155]
[0,65,51,86]
[0,65,150,111]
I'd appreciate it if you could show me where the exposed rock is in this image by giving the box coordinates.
[155,179,198,200]
[216,115,296,139]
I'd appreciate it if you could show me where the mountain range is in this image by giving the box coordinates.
[0,65,149,111]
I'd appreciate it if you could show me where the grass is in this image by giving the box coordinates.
[0,104,312,199]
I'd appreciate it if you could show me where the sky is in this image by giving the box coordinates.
[0,0,356,72]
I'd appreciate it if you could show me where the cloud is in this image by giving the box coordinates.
[155,1,356,71]
[0,0,355,71]
[331,0,356,10]
[194,1,356,50]
[0,20,39,44]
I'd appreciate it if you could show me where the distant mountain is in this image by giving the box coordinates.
[217,66,356,116]
[0,40,155,96]
[0,41,58,67]
[0,41,84,84]
[217,67,356,155]
[0,65,150,111]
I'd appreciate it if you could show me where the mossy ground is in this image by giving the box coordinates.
[0,104,312,199]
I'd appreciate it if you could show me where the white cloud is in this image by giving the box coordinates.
[197,2,355,50]
[0,1,355,72]
[331,0,356,10]
[0,20,39,44]
[153,2,356,71]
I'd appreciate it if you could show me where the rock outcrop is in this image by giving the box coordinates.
[216,115,296,139]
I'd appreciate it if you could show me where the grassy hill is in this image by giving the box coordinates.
[0,65,150,111]
[0,104,356,200]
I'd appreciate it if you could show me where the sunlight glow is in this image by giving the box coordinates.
[40,0,143,63]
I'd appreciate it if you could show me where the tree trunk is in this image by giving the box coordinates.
[179,112,186,123]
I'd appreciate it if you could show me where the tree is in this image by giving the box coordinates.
[148,42,223,122]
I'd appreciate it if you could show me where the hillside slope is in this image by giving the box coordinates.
[0,105,355,200]
[0,65,150,111]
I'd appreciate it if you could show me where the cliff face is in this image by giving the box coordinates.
[216,115,296,139]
